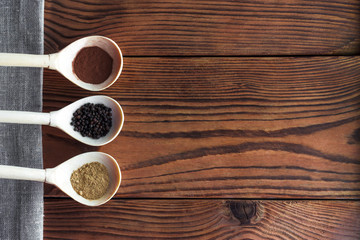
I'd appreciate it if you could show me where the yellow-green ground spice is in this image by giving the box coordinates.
[70,162,110,200]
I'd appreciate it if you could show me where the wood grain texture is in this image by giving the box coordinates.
[44,199,360,239]
[44,0,360,56]
[42,56,360,198]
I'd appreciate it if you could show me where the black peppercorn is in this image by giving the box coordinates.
[71,103,112,139]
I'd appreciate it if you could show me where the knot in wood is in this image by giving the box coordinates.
[349,128,360,144]
[229,201,257,225]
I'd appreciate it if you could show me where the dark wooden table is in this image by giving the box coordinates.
[42,0,360,239]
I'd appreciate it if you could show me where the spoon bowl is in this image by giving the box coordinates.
[51,95,124,146]
[46,152,121,206]
[50,36,123,91]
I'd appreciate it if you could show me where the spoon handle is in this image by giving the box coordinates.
[0,53,50,68]
[0,110,50,125]
[0,165,45,182]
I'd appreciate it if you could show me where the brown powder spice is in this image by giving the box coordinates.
[73,46,113,84]
[70,162,110,200]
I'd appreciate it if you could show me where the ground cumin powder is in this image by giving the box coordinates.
[70,162,110,200]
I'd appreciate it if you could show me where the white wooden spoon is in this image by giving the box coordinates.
[0,95,124,146]
[0,36,123,91]
[0,152,121,206]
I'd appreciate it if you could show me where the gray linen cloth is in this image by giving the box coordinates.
[0,0,44,239]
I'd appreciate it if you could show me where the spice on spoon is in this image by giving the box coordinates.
[72,46,113,84]
[70,103,112,139]
[70,162,110,200]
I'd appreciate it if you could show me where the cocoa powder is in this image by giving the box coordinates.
[73,46,113,84]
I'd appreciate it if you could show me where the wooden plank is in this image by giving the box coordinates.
[44,199,360,239]
[43,56,360,198]
[44,0,360,56]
